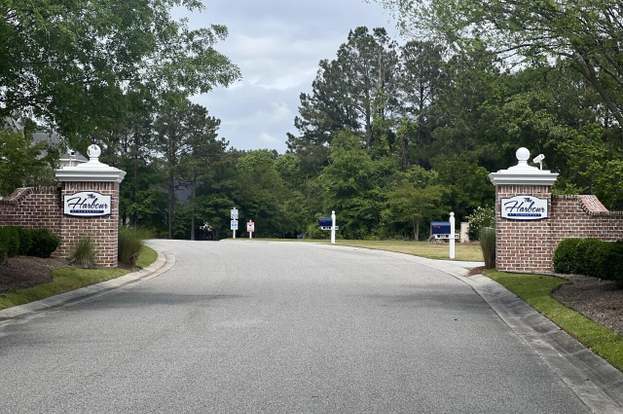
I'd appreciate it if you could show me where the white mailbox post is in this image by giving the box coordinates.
[331,210,336,245]
[449,212,456,259]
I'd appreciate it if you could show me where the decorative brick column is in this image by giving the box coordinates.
[489,148,558,273]
[54,145,126,267]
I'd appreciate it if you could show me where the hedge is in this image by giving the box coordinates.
[554,238,623,284]
[0,227,60,260]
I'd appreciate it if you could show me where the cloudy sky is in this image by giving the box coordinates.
[179,1,398,152]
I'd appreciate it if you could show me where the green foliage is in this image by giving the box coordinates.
[553,239,583,274]
[319,131,393,238]
[479,227,496,269]
[16,227,33,256]
[381,166,444,239]
[0,130,56,196]
[0,226,21,257]
[69,238,97,269]
[28,229,60,258]
[1,1,240,140]
[0,227,59,258]
[118,228,145,267]
[466,207,495,241]
[484,270,623,374]
[554,238,623,284]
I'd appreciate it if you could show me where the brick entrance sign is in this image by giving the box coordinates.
[0,144,126,267]
[489,148,623,273]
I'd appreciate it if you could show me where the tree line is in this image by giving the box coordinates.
[1,1,622,240]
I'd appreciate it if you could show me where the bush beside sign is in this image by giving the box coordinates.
[63,192,111,217]
[501,196,548,220]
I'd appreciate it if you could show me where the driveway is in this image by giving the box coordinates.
[0,240,589,413]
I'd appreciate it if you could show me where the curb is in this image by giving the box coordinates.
[322,244,623,414]
[0,246,175,323]
[463,274,623,414]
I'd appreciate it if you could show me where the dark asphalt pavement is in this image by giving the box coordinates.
[0,240,589,413]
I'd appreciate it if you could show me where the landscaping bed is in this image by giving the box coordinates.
[0,245,158,311]
[554,275,623,337]
[0,256,66,292]
[484,270,623,373]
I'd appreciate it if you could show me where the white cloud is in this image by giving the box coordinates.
[180,0,397,152]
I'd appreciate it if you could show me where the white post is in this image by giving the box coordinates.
[249,229,252,239]
[331,210,336,245]
[449,212,456,259]
[233,229,236,240]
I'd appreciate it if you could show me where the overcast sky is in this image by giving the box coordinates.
[178,1,398,153]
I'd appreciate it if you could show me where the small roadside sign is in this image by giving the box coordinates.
[246,220,255,233]
[230,208,238,220]
[230,219,239,230]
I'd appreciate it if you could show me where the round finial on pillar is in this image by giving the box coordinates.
[516,147,530,164]
[87,144,101,161]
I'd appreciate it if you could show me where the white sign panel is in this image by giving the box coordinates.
[230,208,238,220]
[501,196,548,220]
[230,219,239,230]
[246,221,255,232]
[64,192,111,217]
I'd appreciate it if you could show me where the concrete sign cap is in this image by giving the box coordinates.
[55,143,126,183]
[488,147,558,186]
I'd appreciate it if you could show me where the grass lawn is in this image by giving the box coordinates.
[259,238,483,262]
[0,245,158,311]
[485,270,623,373]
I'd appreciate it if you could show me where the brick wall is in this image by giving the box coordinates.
[57,182,120,267]
[0,187,61,232]
[496,186,623,273]
[0,183,120,267]
[495,185,554,273]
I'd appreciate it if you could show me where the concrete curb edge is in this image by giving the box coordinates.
[0,244,175,322]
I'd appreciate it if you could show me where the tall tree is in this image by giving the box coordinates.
[377,0,623,132]
[0,0,240,143]
[288,26,399,164]
[155,97,220,238]
[181,109,227,240]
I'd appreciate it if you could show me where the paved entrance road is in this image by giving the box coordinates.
[0,241,589,413]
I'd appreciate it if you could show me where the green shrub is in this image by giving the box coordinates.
[0,246,7,265]
[605,241,623,286]
[467,207,495,241]
[554,238,623,284]
[479,227,496,269]
[0,226,21,257]
[69,238,97,268]
[553,239,583,274]
[118,227,144,266]
[28,229,60,258]
[17,227,33,255]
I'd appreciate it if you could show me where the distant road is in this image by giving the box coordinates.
[0,240,588,413]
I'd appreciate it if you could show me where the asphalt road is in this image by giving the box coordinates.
[0,240,590,413]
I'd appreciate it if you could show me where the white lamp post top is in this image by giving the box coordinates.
[55,144,126,183]
[488,147,558,186]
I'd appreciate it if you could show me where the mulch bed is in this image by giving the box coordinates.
[553,275,623,337]
[0,256,67,293]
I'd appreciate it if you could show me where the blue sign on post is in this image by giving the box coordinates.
[430,221,457,241]
[318,217,338,231]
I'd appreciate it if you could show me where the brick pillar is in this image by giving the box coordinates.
[489,148,558,273]
[55,145,126,267]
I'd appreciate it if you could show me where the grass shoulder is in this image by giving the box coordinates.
[256,238,483,262]
[484,269,623,373]
[0,245,158,311]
